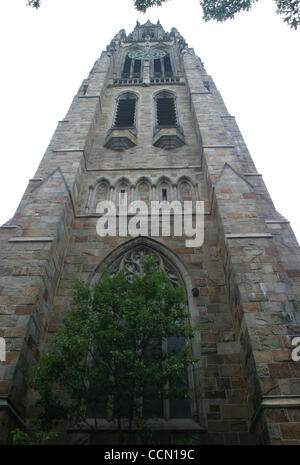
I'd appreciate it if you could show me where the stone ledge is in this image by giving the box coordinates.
[250,395,300,431]
[104,128,137,151]
[226,233,273,239]
[153,127,185,150]
[78,95,100,99]
[52,148,84,153]
[68,417,205,431]
[8,237,54,243]
[243,173,262,176]
[266,219,290,224]
[202,145,235,149]
[190,91,211,95]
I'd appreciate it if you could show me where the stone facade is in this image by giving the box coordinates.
[0,20,300,444]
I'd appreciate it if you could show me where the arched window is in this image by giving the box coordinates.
[116,178,131,206]
[122,54,142,79]
[153,53,173,78]
[157,177,172,202]
[89,236,205,429]
[155,91,177,128]
[136,178,151,204]
[94,182,110,208]
[114,93,137,129]
[178,178,195,203]
[107,247,192,420]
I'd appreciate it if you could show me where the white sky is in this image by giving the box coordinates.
[0,0,299,242]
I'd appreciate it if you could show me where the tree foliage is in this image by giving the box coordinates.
[27,0,40,8]
[133,0,300,29]
[27,0,300,29]
[31,255,195,443]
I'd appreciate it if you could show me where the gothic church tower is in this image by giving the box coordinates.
[1,21,300,444]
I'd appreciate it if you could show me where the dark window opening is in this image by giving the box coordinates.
[119,189,127,205]
[156,97,177,127]
[122,56,132,78]
[168,336,191,419]
[114,97,136,128]
[154,59,162,75]
[164,55,173,77]
[162,188,168,201]
[133,59,141,76]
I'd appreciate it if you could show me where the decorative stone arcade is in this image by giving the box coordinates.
[0,20,300,444]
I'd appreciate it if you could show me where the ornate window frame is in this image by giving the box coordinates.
[87,237,207,432]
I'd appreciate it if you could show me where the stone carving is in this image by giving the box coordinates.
[109,246,179,286]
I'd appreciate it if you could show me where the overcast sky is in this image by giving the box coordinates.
[0,0,299,242]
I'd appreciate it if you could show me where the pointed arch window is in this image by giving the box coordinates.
[116,179,131,206]
[122,54,142,79]
[107,247,192,421]
[136,178,151,204]
[152,53,173,79]
[155,91,177,128]
[114,93,137,129]
[88,237,206,430]
[153,91,185,149]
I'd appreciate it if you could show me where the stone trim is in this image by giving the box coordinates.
[8,237,54,243]
[226,233,273,239]
[250,395,300,431]
[78,95,100,98]
[243,173,263,176]
[52,149,84,153]
[0,397,25,427]
[68,417,205,432]
[216,162,253,188]
[221,115,235,119]
[190,91,211,95]
[266,219,290,224]
[202,145,235,149]
[83,165,202,172]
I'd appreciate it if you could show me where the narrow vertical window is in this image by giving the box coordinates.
[114,93,137,128]
[119,189,126,205]
[122,55,132,78]
[162,188,167,201]
[133,59,141,76]
[154,59,162,75]
[163,55,173,76]
[156,92,177,127]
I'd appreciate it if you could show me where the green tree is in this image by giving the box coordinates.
[31,255,195,444]
[133,0,300,29]
[26,0,300,29]
[27,0,40,7]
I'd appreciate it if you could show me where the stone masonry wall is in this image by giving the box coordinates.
[1,25,299,445]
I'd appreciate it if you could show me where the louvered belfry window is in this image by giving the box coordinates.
[114,93,136,128]
[156,92,177,127]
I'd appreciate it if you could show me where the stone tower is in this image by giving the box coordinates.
[1,21,300,445]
